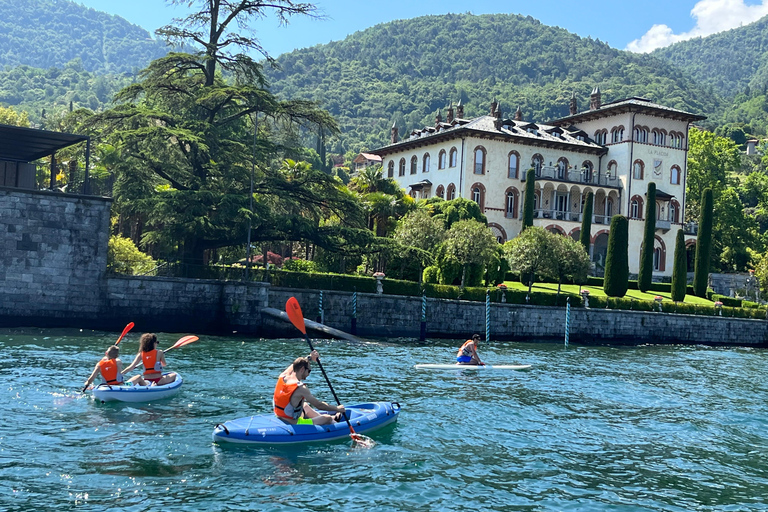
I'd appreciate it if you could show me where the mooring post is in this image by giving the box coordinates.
[419,293,427,341]
[485,290,491,342]
[351,290,357,335]
[318,290,324,324]
[565,297,571,348]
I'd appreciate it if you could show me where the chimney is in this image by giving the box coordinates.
[569,92,577,115]
[514,106,522,121]
[435,110,443,127]
[447,103,454,123]
[457,99,464,119]
[490,98,498,116]
[590,86,601,110]
[494,104,502,130]
[390,122,399,144]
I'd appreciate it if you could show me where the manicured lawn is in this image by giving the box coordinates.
[501,280,714,305]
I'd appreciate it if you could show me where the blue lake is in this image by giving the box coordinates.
[1,328,767,511]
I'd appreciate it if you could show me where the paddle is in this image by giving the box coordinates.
[81,322,135,393]
[163,335,199,354]
[285,296,374,448]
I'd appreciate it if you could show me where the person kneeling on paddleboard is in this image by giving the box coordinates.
[122,333,177,386]
[274,350,346,426]
[83,345,125,389]
[457,334,484,365]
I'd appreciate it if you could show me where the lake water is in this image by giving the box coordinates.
[1,328,767,511]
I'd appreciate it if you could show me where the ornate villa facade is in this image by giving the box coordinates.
[370,89,706,277]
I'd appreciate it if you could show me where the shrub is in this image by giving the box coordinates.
[423,266,440,284]
[283,258,319,273]
[107,235,155,275]
[711,294,742,308]
[604,215,629,297]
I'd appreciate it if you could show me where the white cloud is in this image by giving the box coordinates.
[626,0,768,52]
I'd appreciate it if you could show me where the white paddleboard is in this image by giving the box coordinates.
[414,364,531,371]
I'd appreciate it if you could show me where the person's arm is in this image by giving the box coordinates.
[157,349,167,367]
[121,353,142,374]
[473,342,484,365]
[84,363,100,388]
[299,387,344,413]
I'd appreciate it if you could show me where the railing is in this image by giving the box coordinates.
[533,209,580,221]
[0,159,114,197]
[521,165,620,187]
[683,222,698,235]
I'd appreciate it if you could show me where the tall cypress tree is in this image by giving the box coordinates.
[638,182,656,292]
[693,188,714,297]
[579,191,593,252]
[671,229,687,302]
[603,215,629,297]
[522,168,535,230]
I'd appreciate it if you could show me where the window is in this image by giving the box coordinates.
[387,161,394,178]
[472,187,481,203]
[630,196,643,219]
[670,165,681,185]
[447,183,456,200]
[607,161,617,178]
[606,198,614,217]
[505,188,518,218]
[436,185,445,199]
[633,127,649,143]
[582,161,593,183]
[654,247,662,271]
[508,152,519,179]
[532,154,543,176]
[474,147,486,175]
[633,160,644,180]
[594,130,607,145]
[399,158,406,177]
[438,150,446,170]
[653,130,666,146]
[470,183,486,210]
[423,153,430,173]
[557,158,568,179]
[449,147,458,167]
[410,155,418,175]
[670,201,679,223]
[611,127,624,143]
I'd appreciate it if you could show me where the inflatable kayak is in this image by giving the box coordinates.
[414,364,531,371]
[212,401,401,445]
[92,373,183,403]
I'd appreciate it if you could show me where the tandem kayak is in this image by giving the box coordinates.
[212,401,401,445]
[92,373,183,403]
[414,364,532,371]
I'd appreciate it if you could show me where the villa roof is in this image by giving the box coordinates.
[551,97,706,126]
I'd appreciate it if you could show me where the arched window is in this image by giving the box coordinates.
[630,196,643,219]
[634,126,649,143]
[447,183,456,200]
[633,160,644,180]
[470,183,485,210]
[474,147,486,175]
[532,154,543,176]
[436,185,445,199]
[670,200,680,223]
[438,150,447,170]
[582,161,594,183]
[653,130,666,146]
[670,165,681,185]
[605,198,614,217]
[387,161,395,178]
[410,155,418,175]
[449,147,458,167]
[654,247,662,271]
[505,188,519,218]
[611,127,624,143]
[398,158,406,177]
[508,151,519,179]
[656,202,661,220]
[607,160,617,178]
[423,153,430,173]
[557,158,568,179]
[594,130,606,145]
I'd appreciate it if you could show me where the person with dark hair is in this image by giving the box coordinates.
[83,345,125,389]
[122,333,177,386]
[456,334,484,365]
[273,350,345,426]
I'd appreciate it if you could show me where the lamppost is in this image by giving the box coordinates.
[245,113,257,281]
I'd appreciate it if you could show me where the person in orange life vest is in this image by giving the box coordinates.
[122,333,177,386]
[83,345,125,389]
[457,334,484,365]
[273,350,345,426]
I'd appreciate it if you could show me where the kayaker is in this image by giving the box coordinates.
[456,334,484,365]
[121,333,177,386]
[273,350,346,426]
[83,345,125,389]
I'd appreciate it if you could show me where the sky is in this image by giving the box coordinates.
[74,0,768,56]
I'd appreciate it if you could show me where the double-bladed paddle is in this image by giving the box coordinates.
[81,322,135,392]
[285,296,374,448]
[163,335,199,354]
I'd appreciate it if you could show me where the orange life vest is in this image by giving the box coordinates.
[142,349,163,379]
[457,340,475,358]
[273,377,303,420]
[98,358,123,385]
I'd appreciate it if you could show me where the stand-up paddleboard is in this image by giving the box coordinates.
[414,364,531,371]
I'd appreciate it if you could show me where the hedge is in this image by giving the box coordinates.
[711,294,742,308]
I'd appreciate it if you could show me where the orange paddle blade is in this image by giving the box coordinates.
[115,322,135,346]
[169,335,199,350]
[286,297,307,334]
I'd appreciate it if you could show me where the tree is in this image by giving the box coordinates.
[426,197,487,228]
[522,168,535,229]
[504,226,553,297]
[579,191,593,252]
[603,215,629,297]
[685,127,740,221]
[671,229,687,302]
[693,188,713,297]
[638,182,656,292]
[393,209,446,283]
[443,219,499,288]
[0,105,30,127]
[550,234,591,295]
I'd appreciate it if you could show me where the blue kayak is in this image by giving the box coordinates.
[212,402,401,445]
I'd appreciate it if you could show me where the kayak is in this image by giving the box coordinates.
[414,364,532,371]
[212,401,401,445]
[92,373,183,403]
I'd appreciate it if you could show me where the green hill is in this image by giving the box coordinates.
[0,0,167,74]
[264,13,721,153]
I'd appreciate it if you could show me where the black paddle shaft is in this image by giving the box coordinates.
[303,334,354,431]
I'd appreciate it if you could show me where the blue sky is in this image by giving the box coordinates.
[75,0,768,56]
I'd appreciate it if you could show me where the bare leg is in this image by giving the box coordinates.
[302,403,335,425]
[127,375,147,386]
[154,372,177,386]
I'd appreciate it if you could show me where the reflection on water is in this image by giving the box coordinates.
[1,329,768,510]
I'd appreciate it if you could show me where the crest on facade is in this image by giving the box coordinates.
[653,159,662,176]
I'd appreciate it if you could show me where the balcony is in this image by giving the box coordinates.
[521,165,620,187]
[655,219,672,232]
[533,209,580,221]
[683,222,698,235]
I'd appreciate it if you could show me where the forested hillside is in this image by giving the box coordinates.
[0,0,167,73]
[264,13,721,153]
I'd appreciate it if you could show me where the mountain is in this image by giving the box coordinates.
[263,13,721,153]
[0,0,167,74]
